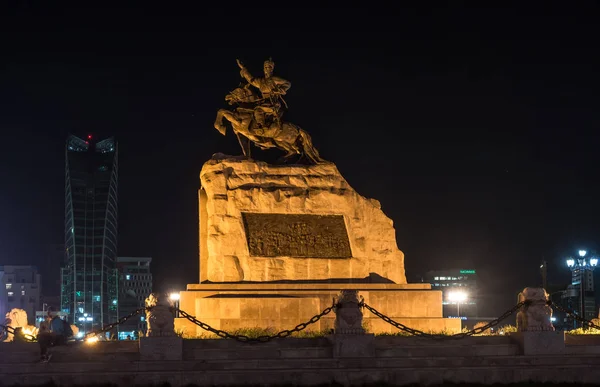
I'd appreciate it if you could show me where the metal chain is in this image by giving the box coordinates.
[83,307,148,339]
[2,308,146,342]
[549,301,600,330]
[176,303,335,342]
[0,323,15,336]
[361,301,527,339]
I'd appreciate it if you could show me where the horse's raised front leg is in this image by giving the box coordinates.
[214,109,228,135]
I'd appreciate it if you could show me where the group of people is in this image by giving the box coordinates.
[37,309,74,362]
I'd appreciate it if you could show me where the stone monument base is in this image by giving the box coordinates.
[510,331,566,355]
[175,283,461,337]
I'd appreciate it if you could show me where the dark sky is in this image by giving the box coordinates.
[1,4,599,315]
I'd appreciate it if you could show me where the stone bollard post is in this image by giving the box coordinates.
[139,293,182,361]
[511,287,564,355]
[328,290,375,358]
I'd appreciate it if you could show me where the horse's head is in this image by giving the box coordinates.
[225,86,258,105]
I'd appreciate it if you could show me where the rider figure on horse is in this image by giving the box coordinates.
[236,58,291,136]
[213,58,324,164]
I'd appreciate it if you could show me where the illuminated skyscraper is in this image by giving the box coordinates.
[61,135,118,333]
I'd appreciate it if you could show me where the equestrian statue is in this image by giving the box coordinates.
[214,58,324,164]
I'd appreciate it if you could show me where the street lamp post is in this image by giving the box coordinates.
[566,250,598,328]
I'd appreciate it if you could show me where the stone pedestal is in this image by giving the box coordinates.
[510,331,565,355]
[328,334,375,358]
[176,155,458,336]
[199,154,406,284]
[139,337,183,361]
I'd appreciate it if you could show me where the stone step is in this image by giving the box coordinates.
[5,353,600,375]
[182,344,520,360]
[183,346,332,360]
[377,344,520,357]
[2,361,600,386]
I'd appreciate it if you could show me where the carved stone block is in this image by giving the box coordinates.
[139,336,183,361]
[510,331,565,355]
[242,213,351,258]
[328,334,375,358]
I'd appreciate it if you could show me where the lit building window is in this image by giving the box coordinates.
[7,292,14,296]
[126,275,130,280]
[434,277,439,280]
[21,290,25,296]
[5,284,11,289]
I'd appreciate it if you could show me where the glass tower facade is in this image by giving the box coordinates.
[61,135,119,333]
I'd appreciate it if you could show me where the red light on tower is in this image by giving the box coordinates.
[87,134,92,140]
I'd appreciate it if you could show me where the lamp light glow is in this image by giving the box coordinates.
[567,259,575,268]
[85,336,99,344]
[591,258,598,267]
[579,250,587,257]
[447,291,468,303]
[169,293,180,301]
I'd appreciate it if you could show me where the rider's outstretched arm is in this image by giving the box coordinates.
[240,67,260,88]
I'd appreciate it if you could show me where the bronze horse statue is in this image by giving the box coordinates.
[214,86,324,164]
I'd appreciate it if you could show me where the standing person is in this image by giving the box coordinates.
[62,317,74,341]
[50,314,66,346]
[37,318,53,362]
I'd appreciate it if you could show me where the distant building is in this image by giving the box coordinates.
[423,268,478,318]
[44,244,68,297]
[61,135,119,334]
[0,266,42,325]
[116,257,153,339]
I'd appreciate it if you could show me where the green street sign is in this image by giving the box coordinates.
[460,270,476,274]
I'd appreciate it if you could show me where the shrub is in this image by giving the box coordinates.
[567,327,600,335]
[472,322,492,335]
[497,324,517,335]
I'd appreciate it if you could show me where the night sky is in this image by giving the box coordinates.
[1,4,599,316]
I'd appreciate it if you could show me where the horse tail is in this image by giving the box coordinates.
[298,129,324,164]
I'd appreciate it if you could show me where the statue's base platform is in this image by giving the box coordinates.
[175,283,461,337]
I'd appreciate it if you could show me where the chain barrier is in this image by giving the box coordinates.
[548,301,600,330]
[83,307,148,340]
[361,300,528,340]
[176,303,335,343]
[8,297,590,344]
[0,323,15,336]
[12,296,598,344]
